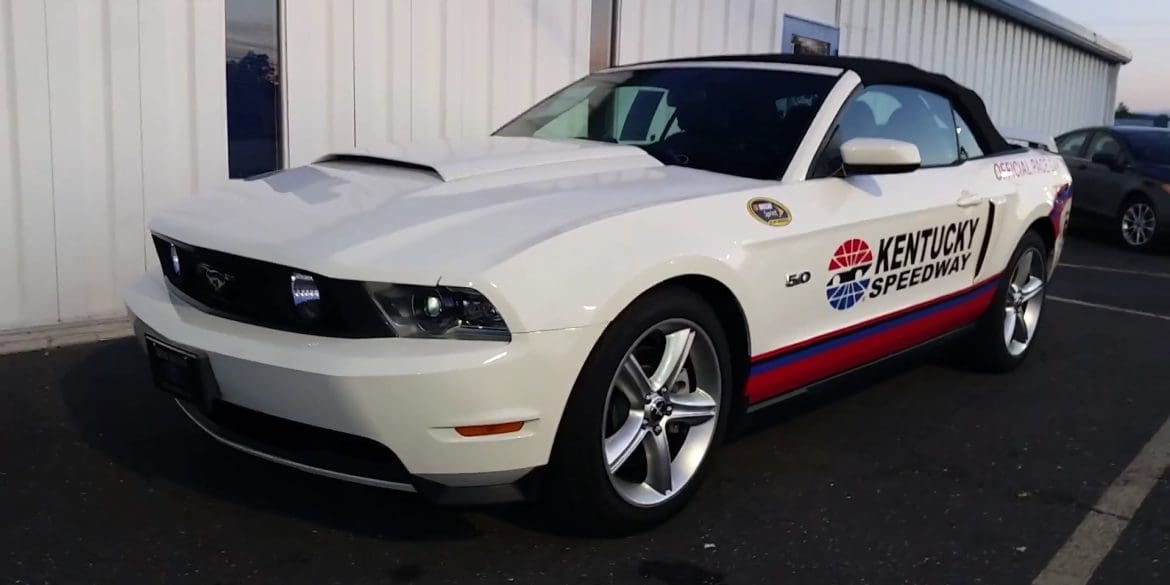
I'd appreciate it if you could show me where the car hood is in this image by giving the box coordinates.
[150,137,765,284]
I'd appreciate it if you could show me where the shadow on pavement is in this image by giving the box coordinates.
[57,338,494,542]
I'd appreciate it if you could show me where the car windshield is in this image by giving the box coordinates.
[494,67,836,180]
[1125,132,1170,165]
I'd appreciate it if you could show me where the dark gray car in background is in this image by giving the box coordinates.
[1056,126,1170,251]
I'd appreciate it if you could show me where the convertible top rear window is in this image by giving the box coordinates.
[495,67,837,181]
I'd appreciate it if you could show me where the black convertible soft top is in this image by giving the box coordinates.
[640,54,1015,155]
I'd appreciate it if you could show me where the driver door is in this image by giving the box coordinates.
[745,85,996,404]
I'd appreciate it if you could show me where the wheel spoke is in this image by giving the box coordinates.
[1019,277,1044,303]
[669,389,718,426]
[649,328,694,393]
[1014,313,1030,343]
[605,412,647,473]
[1013,250,1033,286]
[643,430,673,495]
[1003,306,1017,343]
[619,354,653,404]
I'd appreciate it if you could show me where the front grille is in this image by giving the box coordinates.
[152,235,392,337]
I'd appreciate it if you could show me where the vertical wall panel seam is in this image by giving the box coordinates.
[860,0,869,55]
[352,0,357,147]
[667,0,676,57]
[744,0,754,56]
[721,0,731,53]
[637,0,646,62]
[325,5,335,146]
[917,0,927,67]
[2,0,26,298]
[134,0,147,270]
[486,0,494,130]
[407,0,414,139]
[101,0,118,296]
[40,0,62,323]
[386,0,396,141]
[440,0,448,138]
[769,0,778,57]
[186,0,197,195]
[529,0,539,104]
[570,0,579,76]
[687,0,697,56]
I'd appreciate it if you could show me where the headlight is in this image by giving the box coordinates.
[290,273,323,322]
[366,283,510,341]
[169,243,182,277]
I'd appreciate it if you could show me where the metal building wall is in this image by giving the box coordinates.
[0,0,226,334]
[0,0,593,337]
[284,0,593,168]
[838,0,1120,136]
[615,0,837,64]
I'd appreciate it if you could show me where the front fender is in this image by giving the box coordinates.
[441,199,754,333]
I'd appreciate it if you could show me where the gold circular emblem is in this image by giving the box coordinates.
[747,198,792,227]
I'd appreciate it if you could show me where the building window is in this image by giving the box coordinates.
[226,0,282,178]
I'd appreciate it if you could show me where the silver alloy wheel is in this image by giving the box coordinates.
[1002,247,1046,357]
[601,319,721,508]
[1122,202,1156,247]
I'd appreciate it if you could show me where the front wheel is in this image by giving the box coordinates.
[965,231,1048,372]
[1119,196,1158,251]
[546,287,732,533]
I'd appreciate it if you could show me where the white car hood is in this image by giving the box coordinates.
[150,137,764,284]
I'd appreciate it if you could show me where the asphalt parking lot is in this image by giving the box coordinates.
[4,233,1170,585]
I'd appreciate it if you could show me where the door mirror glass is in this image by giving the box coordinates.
[840,138,922,175]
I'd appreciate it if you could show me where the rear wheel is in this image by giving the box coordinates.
[966,231,1048,372]
[1119,196,1158,251]
[547,287,732,533]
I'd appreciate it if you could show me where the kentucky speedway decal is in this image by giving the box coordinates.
[826,218,981,310]
[826,239,873,310]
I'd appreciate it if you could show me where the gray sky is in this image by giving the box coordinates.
[226,0,278,62]
[1033,0,1170,113]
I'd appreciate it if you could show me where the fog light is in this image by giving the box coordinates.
[170,243,181,276]
[423,294,443,318]
[290,273,322,321]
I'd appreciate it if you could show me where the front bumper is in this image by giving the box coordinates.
[124,272,604,499]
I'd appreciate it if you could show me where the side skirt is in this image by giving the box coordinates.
[744,324,974,415]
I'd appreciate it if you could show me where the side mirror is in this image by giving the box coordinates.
[840,138,922,175]
[1091,152,1127,171]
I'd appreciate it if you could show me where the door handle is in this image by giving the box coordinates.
[956,191,988,207]
[957,191,1007,208]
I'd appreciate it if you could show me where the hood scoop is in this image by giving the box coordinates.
[316,137,657,182]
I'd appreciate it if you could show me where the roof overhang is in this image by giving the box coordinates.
[966,0,1132,64]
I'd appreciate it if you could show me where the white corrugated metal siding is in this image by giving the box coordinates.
[0,0,593,335]
[615,0,837,64]
[284,0,592,168]
[838,0,1119,135]
[350,0,592,150]
[0,0,226,333]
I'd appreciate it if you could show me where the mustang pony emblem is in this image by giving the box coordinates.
[197,263,235,293]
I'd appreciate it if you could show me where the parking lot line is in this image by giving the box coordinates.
[1059,263,1170,280]
[1048,296,1170,323]
[1032,414,1170,585]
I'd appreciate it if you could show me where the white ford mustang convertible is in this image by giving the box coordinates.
[125,55,1072,530]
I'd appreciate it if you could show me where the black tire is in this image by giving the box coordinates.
[1117,195,1159,251]
[965,230,1049,373]
[545,286,733,534]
